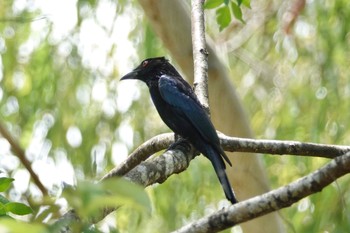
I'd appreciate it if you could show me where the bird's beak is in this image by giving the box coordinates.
[120,70,138,81]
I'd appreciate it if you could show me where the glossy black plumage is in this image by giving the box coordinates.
[121,57,237,204]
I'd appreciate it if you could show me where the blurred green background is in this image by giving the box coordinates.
[0,0,349,232]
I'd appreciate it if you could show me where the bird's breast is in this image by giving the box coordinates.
[149,87,188,135]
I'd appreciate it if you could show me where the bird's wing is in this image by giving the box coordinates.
[158,75,220,143]
[158,75,232,166]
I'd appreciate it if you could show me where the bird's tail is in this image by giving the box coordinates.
[205,146,238,204]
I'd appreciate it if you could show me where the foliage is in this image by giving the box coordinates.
[223,0,350,232]
[0,177,32,217]
[205,0,250,30]
[0,0,349,232]
[0,177,150,233]
[62,178,151,220]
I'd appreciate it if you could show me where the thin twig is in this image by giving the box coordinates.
[173,151,350,233]
[0,122,48,196]
[0,15,48,23]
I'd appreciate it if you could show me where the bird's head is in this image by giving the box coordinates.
[120,57,178,84]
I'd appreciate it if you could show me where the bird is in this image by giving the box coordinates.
[120,57,237,204]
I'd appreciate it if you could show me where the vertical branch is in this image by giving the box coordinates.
[191,0,210,112]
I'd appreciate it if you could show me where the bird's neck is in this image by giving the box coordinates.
[145,78,159,88]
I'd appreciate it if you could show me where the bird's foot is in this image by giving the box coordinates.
[166,136,192,152]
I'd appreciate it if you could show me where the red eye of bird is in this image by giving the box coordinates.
[142,60,149,67]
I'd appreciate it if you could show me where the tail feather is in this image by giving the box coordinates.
[214,164,238,204]
[205,146,238,204]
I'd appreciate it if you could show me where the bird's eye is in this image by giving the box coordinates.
[142,60,149,67]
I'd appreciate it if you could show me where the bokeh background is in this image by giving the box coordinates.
[0,0,349,232]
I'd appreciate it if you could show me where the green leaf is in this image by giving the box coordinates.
[204,0,224,9]
[216,6,231,31]
[230,2,244,23]
[4,202,33,215]
[241,0,251,8]
[0,177,14,192]
[100,178,151,212]
[63,178,151,219]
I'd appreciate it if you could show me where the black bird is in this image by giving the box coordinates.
[121,57,237,204]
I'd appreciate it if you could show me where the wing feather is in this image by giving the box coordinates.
[158,75,218,141]
[158,75,232,166]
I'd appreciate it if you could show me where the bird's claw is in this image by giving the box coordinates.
[167,136,192,152]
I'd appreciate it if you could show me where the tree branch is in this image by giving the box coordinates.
[102,132,350,181]
[0,122,48,196]
[99,132,349,186]
[58,141,197,231]
[96,132,349,224]
[191,0,210,111]
[219,133,350,159]
[173,151,350,233]
[97,141,197,222]
[138,1,282,231]
[100,133,174,179]
[58,130,350,231]
[282,0,306,34]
